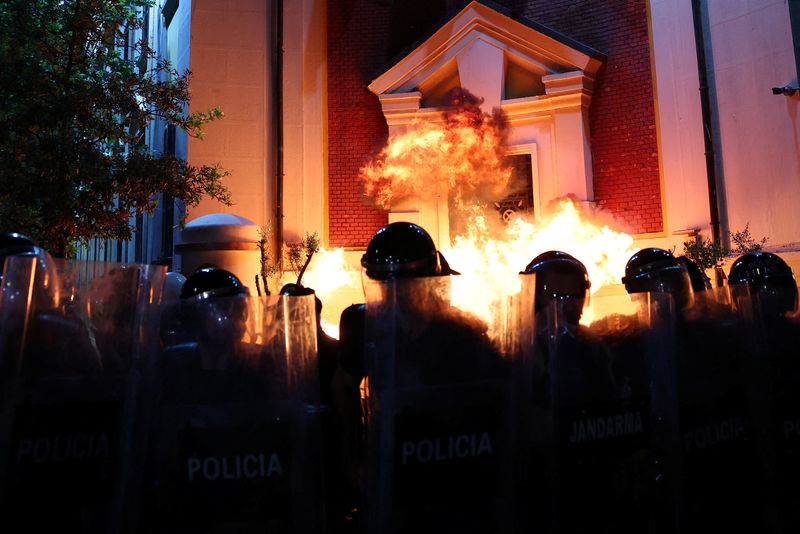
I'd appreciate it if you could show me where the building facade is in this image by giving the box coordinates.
[91,0,800,277]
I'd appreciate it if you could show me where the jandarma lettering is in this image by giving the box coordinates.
[16,432,110,463]
[569,411,644,444]
[400,432,493,465]
[187,453,284,481]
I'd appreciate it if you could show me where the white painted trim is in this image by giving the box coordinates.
[368,1,600,96]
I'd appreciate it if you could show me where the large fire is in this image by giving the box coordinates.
[361,89,511,211]
[446,199,636,326]
[302,94,638,337]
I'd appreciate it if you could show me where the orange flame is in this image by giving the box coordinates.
[446,198,637,325]
[301,197,636,338]
[306,94,639,337]
[361,97,512,209]
[282,247,361,339]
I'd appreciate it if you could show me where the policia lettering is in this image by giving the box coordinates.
[683,416,746,451]
[186,453,284,482]
[400,432,493,465]
[16,432,110,463]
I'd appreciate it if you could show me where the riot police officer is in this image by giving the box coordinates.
[145,267,326,531]
[179,266,251,351]
[522,250,591,328]
[623,249,767,532]
[357,222,507,533]
[623,247,695,313]
[728,251,798,320]
[361,222,495,383]
[730,252,800,532]
[360,221,457,281]
[523,252,660,534]
[337,220,457,396]
[0,243,158,532]
[520,250,604,406]
[161,267,260,402]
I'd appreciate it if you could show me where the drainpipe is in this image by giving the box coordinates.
[273,0,284,271]
[691,0,725,285]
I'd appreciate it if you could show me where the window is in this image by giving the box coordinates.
[790,0,800,83]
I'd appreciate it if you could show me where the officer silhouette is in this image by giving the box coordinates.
[623,248,766,532]
[161,267,268,403]
[730,251,800,532]
[728,251,797,322]
[522,251,657,534]
[358,222,507,533]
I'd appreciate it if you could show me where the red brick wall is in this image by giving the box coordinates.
[326,0,391,247]
[504,0,663,234]
[326,0,662,246]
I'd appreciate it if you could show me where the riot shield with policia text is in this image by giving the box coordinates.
[670,285,770,533]
[140,291,323,533]
[0,256,165,534]
[733,284,800,532]
[362,274,519,534]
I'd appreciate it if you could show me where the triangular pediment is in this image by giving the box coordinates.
[369,0,604,103]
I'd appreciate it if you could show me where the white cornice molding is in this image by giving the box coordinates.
[379,72,594,127]
[369,1,603,97]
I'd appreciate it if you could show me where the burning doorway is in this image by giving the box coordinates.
[368,0,604,250]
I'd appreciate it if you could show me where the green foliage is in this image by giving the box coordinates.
[683,223,769,270]
[730,223,767,256]
[0,0,230,256]
[255,223,280,295]
[285,232,320,285]
[683,236,729,270]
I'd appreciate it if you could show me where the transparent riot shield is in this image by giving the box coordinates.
[141,292,323,533]
[0,256,39,397]
[520,291,678,534]
[737,285,800,532]
[487,274,537,533]
[362,275,518,533]
[671,284,769,532]
[501,274,552,534]
[0,257,165,534]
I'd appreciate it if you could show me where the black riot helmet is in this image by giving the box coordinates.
[180,267,250,345]
[280,283,323,317]
[0,232,39,272]
[622,248,694,310]
[677,255,711,293]
[522,251,591,325]
[728,251,798,318]
[180,267,249,301]
[279,283,315,297]
[0,232,37,254]
[0,232,60,310]
[361,222,457,280]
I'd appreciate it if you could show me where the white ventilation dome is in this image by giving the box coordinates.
[176,213,262,293]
